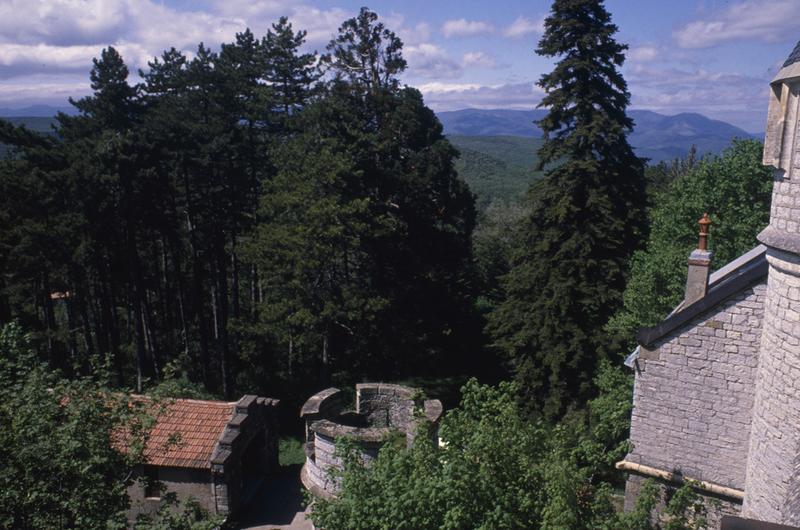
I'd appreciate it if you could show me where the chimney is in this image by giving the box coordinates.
[684,213,712,305]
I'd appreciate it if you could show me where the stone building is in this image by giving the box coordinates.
[621,42,800,529]
[299,383,443,498]
[126,394,279,523]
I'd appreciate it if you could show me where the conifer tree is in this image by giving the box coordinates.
[489,0,646,418]
[263,17,320,117]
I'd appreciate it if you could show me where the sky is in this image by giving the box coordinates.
[0,0,797,132]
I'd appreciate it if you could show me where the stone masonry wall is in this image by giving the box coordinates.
[628,283,766,490]
[301,383,442,499]
[743,248,800,524]
[356,383,418,430]
[128,466,214,521]
[768,178,800,235]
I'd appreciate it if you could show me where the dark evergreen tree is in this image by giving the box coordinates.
[263,17,320,118]
[323,7,406,94]
[488,0,647,418]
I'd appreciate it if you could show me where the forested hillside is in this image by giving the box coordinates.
[450,135,543,209]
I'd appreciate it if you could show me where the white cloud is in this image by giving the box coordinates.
[673,0,800,49]
[441,19,494,38]
[0,74,92,106]
[405,43,463,79]
[504,15,544,39]
[417,82,485,93]
[382,13,431,46]
[417,81,544,111]
[462,51,497,69]
[627,46,659,63]
[0,0,352,102]
[626,64,770,132]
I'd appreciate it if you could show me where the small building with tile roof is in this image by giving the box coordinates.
[127,394,279,523]
[620,41,800,529]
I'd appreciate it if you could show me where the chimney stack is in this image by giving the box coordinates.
[684,213,712,305]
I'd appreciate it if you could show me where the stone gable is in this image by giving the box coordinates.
[628,282,766,490]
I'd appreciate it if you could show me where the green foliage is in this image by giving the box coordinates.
[278,436,306,467]
[608,139,772,342]
[132,495,222,530]
[0,323,141,529]
[310,379,548,530]
[488,0,647,418]
[449,135,543,211]
[309,370,713,530]
[323,7,407,93]
[663,484,707,530]
[0,322,220,529]
[147,361,218,400]
[0,8,480,410]
[473,199,529,313]
[248,9,479,386]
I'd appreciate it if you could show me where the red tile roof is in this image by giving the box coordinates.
[143,398,235,469]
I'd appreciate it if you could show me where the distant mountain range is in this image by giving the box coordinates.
[0,105,759,163]
[0,105,77,117]
[436,108,761,162]
[0,105,763,208]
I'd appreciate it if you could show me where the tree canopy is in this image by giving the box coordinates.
[309,368,705,530]
[608,139,772,342]
[0,9,479,406]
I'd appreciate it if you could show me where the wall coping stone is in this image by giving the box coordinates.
[424,400,443,423]
[300,387,343,417]
[310,419,392,443]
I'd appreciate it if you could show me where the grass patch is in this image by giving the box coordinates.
[279,436,306,467]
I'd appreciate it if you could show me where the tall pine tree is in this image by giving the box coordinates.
[489,0,646,418]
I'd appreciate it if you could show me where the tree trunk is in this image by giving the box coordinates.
[231,234,240,320]
[321,329,329,385]
[183,163,211,388]
[215,246,231,398]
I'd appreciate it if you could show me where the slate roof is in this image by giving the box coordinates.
[636,245,767,347]
[142,398,235,469]
[784,41,800,68]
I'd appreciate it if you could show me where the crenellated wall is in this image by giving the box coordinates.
[210,395,280,515]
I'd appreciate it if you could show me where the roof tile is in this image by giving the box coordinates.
[142,398,234,469]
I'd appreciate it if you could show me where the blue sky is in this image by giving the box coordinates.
[0,0,796,132]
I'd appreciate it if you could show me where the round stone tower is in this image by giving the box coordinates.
[743,41,800,524]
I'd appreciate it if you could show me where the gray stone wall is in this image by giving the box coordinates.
[127,466,214,521]
[743,248,800,524]
[301,383,442,499]
[356,383,418,430]
[768,179,800,235]
[303,431,384,496]
[210,395,280,516]
[624,474,741,530]
[628,283,766,490]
